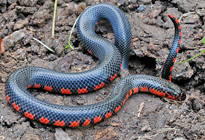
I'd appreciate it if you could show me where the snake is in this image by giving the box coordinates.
[5,3,186,127]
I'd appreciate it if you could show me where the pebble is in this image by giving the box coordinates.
[1,75,7,83]
[117,0,125,6]
[55,128,72,140]
[18,0,38,7]
[95,128,117,139]
[48,54,57,61]
[133,49,144,57]
[174,137,187,140]
[192,98,203,112]
[171,0,195,12]
[4,10,17,22]
[0,0,7,4]
[137,5,146,12]
[13,19,29,30]
[0,0,7,12]
[165,7,181,20]
[196,1,205,9]
[30,45,40,54]
[32,9,51,27]
[140,125,151,132]
[183,14,200,24]
[23,134,40,140]
[75,2,86,15]
[22,32,33,45]
[197,8,205,16]
[140,0,151,4]
[0,134,5,140]
[16,6,37,14]
[8,0,17,4]
[149,9,161,18]
[3,29,25,50]
[129,0,137,3]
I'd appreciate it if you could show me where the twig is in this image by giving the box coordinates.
[178,12,196,23]
[51,0,58,39]
[137,102,144,118]
[1,116,3,127]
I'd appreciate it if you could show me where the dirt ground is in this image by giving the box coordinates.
[0,0,205,140]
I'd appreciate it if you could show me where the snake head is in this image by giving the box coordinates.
[165,81,186,101]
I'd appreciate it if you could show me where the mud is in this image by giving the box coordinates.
[0,0,205,140]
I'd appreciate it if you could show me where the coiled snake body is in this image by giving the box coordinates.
[5,3,185,127]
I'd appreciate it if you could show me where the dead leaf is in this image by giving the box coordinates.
[137,102,144,118]
[0,38,4,55]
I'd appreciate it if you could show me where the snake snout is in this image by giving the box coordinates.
[179,92,186,101]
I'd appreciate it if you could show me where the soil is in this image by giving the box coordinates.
[0,0,205,140]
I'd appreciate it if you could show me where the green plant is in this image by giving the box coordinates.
[175,37,205,65]
[33,37,55,53]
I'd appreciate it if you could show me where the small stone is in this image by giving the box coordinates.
[4,10,17,22]
[1,74,7,83]
[119,69,129,78]
[0,134,5,140]
[30,45,40,53]
[32,9,51,27]
[172,0,196,12]
[53,44,64,55]
[110,122,122,127]
[55,128,72,140]
[75,2,86,15]
[22,32,33,45]
[107,33,114,40]
[56,53,73,72]
[149,9,161,18]
[18,0,38,6]
[0,0,7,12]
[16,6,37,14]
[140,0,151,4]
[37,0,45,4]
[192,98,203,112]
[49,54,57,61]
[128,3,139,11]
[16,48,26,61]
[8,2,17,11]
[196,1,205,9]
[0,0,7,4]
[0,5,6,13]
[133,49,143,57]
[95,128,117,139]
[196,8,205,16]
[156,16,164,27]
[174,137,187,140]
[76,98,85,105]
[3,29,25,50]
[8,0,17,4]
[183,14,200,24]
[141,125,151,132]
[137,5,146,12]
[165,7,181,20]
[129,0,137,3]
[23,134,40,140]
[13,19,29,30]
[66,2,77,16]
[117,0,125,6]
